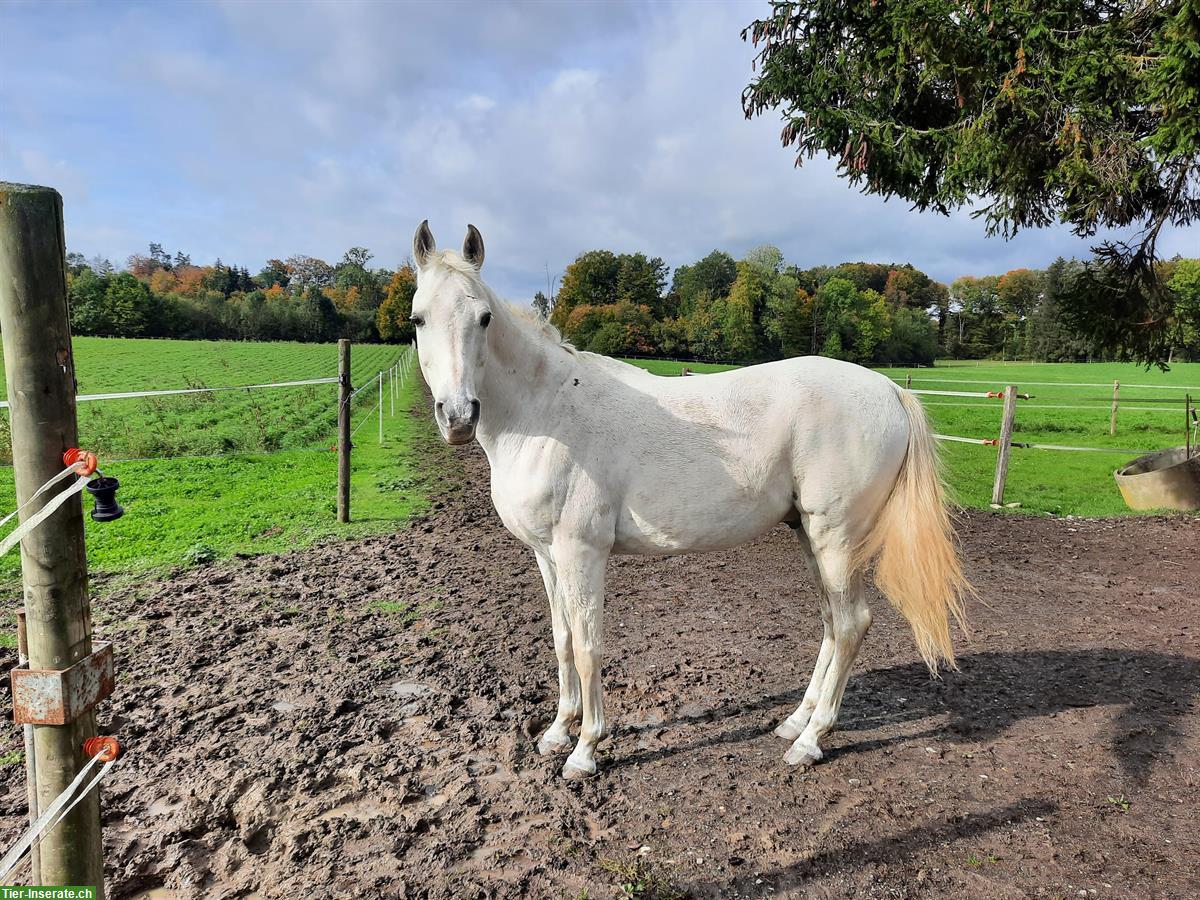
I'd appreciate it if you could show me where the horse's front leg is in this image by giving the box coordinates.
[555,541,609,780]
[534,549,580,755]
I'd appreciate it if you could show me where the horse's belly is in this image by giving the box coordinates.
[611,485,793,555]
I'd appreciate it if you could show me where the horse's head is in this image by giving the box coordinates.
[410,220,492,445]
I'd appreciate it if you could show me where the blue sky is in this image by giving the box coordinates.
[2,0,1196,300]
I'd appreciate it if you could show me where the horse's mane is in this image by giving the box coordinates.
[426,250,576,354]
[504,302,575,353]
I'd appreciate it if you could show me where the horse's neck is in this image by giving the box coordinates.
[475,308,574,454]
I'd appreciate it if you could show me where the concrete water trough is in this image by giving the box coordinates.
[1114,446,1200,511]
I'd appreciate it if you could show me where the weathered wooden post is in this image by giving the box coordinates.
[905,374,912,390]
[0,182,105,891]
[1110,380,1120,436]
[991,384,1019,507]
[337,339,351,523]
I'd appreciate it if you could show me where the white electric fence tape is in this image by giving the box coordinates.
[0,752,116,881]
[0,466,92,558]
[0,465,78,532]
[909,389,1003,398]
[893,376,1200,391]
[0,376,340,409]
[933,433,1151,455]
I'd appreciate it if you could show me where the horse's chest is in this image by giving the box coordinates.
[488,462,558,550]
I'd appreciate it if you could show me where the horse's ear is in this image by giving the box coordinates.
[463,224,485,270]
[413,220,436,269]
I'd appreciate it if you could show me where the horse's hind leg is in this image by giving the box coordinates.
[782,526,872,767]
[774,531,834,741]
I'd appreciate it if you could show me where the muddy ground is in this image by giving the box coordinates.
[1,408,1197,899]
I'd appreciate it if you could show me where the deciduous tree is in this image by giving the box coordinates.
[377,265,417,343]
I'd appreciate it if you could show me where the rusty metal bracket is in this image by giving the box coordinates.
[10,641,114,725]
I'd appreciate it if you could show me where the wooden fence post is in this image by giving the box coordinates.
[0,182,105,892]
[991,384,1018,507]
[905,374,912,390]
[1110,380,1120,436]
[337,339,351,523]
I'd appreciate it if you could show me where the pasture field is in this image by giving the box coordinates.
[0,337,409,461]
[625,357,1200,517]
[0,338,437,592]
[0,349,1194,593]
[623,357,738,376]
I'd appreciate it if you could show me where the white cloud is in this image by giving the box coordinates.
[16,149,89,203]
[0,0,1193,299]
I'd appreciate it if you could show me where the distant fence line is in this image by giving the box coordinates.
[0,377,341,409]
[921,400,1182,414]
[891,375,1200,391]
[928,379,1198,505]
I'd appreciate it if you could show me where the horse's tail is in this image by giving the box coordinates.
[852,389,971,675]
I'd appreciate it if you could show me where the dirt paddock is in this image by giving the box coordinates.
[2,428,1197,898]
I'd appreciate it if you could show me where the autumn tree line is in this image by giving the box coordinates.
[65,242,1200,364]
[65,244,417,345]
[546,247,1200,366]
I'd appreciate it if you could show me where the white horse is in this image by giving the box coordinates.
[408,222,970,779]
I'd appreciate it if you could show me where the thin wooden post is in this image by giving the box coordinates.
[991,384,1018,506]
[905,374,912,390]
[337,339,351,523]
[16,612,39,882]
[378,371,384,444]
[1110,380,1120,436]
[0,182,105,892]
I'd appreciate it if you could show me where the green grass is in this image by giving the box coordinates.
[626,358,1200,517]
[0,337,408,461]
[619,358,738,376]
[1,345,1194,598]
[0,338,443,591]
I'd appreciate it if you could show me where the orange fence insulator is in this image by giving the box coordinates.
[63,448,98,477]
[83,736,121,762]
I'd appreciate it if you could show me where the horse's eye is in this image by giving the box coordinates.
[480,312,492,328]
[410,315,425,328]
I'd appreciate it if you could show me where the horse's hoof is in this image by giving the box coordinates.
[537,734,573,756]
[561,758,597,780]
[783,741,823,767]
[774,721,803,742]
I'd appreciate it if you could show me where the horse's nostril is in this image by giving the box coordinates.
[470,399,480,422]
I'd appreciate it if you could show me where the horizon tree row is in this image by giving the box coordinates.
[544,247,1200,365]
[65,246,417,345]
[62,242,1199,364]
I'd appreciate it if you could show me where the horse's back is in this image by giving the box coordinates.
[574,355,910,554]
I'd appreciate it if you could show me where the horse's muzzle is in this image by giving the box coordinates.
[436,398,480,445]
